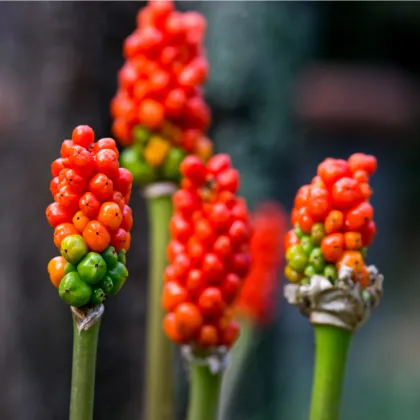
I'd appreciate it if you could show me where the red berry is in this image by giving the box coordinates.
[120,205,133,231]
[172,254,192,280]
[167,240,186,263]
[186,269,206,296]
[361,220,376,247]
[348,153,377,176]
[220,320,240,347]
[174,302,203,339]
[321,233,344,263]
[95,149,119,178]
[208,202,231,231]
[170,214,194,243]
[110,228,129,252]
[284,229,299,250]
[331,177,363,210]
[162,281,188,312]
[79,192,101,218]
[51,158,66,177]
[317,158,350,187]
[216,169,240,193]
[65,169,87,195]
[180,155,207,186]
[112,191,125,211]
[207,154,231,176]
[307,186,330,220]
[221,273,241,304]
[50,177,60,197]
[202,253,225,283]
[345,202,373,231]
[55,185,80,213]
[92,138,119,157]
[138,99,164,129]
[72,125,94,148]
[46,202,73,227]
[173,189,200,216]
[114,168,133,197]
[229,253,251,277]
[194,218,215,246]
[69,145,93,169]
[89,173,114,201]
[229,220,249,246]
[187,238,206,266]
[198,287,225,317]
[213,235,233,260]
[60,140,73,158]
[294,185,311,209]
[297,206,314,234]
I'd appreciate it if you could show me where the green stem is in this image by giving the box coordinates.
[219,320,254,420]
[145,194,174,420]
[69,312,101,420]
[187,364,222,420]
[310,325,353,420]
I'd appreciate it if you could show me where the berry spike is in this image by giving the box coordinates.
[162,154,252,351]
[46,125,134,308]
[236,202,287,325]
[112,0,213,186]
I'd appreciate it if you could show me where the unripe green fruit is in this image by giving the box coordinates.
[311,223,325,245]
[160,147,186,181]
[300,235,315,255]
[309,247,325,273]
[101,246,118,269]
[90,288,106,305]
[77,252,107,284]
[324,264,338,283]
[61,235,88,264]
[99,276,114,294]
[107,262,129,295]
[59,272,92,307]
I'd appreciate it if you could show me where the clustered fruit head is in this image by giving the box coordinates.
[112,0,213,186]
[46,125,134,307]
[162,154,251,350]
[284,153,377,288]
[236,202,287,325]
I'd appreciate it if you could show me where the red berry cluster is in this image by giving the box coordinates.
[162,154,251,350]
[284,153,377,288]
[46,126,134,256]
[111,0,211,155]
[236,202,287,325]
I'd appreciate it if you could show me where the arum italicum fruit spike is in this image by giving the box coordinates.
[111,1,214,419]
[284,153,384,420]
[162,154,252,420]
[46,125,133,420]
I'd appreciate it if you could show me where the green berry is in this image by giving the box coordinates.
[132,125,151,145]
[61,235,88,265]
[107,262,129,295]
[284,264,303,283]
[286,244,304,261]
[360,247,368,259]
[101,246,118,269]
[160,147,186,181]
[288,251,308,273]
[99,276,114,294]
[300,235,315,256]
[64,262,77,275]
[304,265,317,278]
[59,272,92,307]
[294,224,304,239]
[90,288,106,305]
[77,252,107,285]
[118,250,127,265]
[309,247,325,273]
[311,223,325,245]
[120,149,157,185]
[301,277,310,285]
[324,264,338,283]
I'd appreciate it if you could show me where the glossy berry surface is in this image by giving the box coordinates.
[46,125,134,307]
[285,153,377,288]
[162,154,251,350]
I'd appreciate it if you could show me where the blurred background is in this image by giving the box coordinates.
[0,1,419,419]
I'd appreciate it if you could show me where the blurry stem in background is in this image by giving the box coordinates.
[69,306,103,420]
[218,320,254,420]
[144,192,174,420]
[310,325,352,420]
[187,364,222,420]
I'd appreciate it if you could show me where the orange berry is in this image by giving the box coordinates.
[163,313,185,343]
[138,99,164,129]
[82,220,111,252]
[348,153,377,176]
[162,281,189,312]
[321,233,344,263]
[54,223,79,249]
[337,251,364,274]
[197,325,218,348]
[123,231,131,252]
[72,211,90,232]
[354,265,370,288]
[47,256,66,288]
[97,202,123,231]
[174,302,203,340]
[344,231,362,250]
[325,210,344,234]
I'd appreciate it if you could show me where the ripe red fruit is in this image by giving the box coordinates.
[69,145,93,169]
[202,253,225,283]
[55,186,80,213]
[170,214,194,243]
[348,153,377,176]
[321,233,344,263]
[174,302,203,339]
[162,281,188,312]
[173,189,200,216]
[361,220,376,247]
[216,169,239,193]
[180,155,207,186]
[186,269,206,296]
[95,149,119,178]
[297,206,314,234]
[65,169,87,195]
[167,240,186,263]
[50,177,60,197]
[51,158,66,177]
[331,177,362,209]
[198,287,225,317]
[207,154,231,176]
[213,235,233,260]
[294,185,311,209]
[197,325,218,348]
[172,254,192,280]
[92,137,119,157]
[307,186,330,220]
[138,99,164,129]
[229,220,249,246]
[112,191,125,211]
[46,202,73,227]
[345,202,373,231]
[120,205,133,231]
[221,273,241,303]
[114,168,133,197]
[194,218,215,246]
[110,228,129,252]
[72,125,94,148]
[284,230,299,250]
[220,320,240,347]
[60,140,73,158]
[208,202,231,231]
[89,173,114,201]
[317,158,350,187]
[187,237,206,266]
[79,192,101,218]
[229,253,251,277]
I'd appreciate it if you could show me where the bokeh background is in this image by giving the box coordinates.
[1,1,419,419]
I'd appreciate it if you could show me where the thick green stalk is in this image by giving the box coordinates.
[145,195,174,420]
[310,325,353,420]
[69,313,101,420]
[187,364,222,420]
